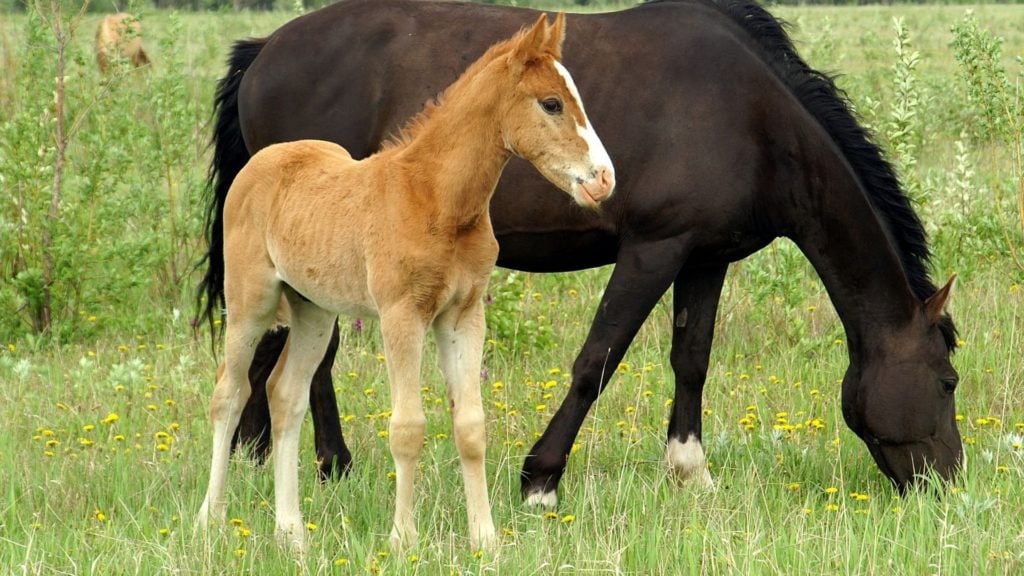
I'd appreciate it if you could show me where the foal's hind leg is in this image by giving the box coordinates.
[266,293,338,553]
[198,280,281,529]
[434,299,496,550]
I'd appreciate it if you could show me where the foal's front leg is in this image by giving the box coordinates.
[380,307,428,550]
[434,299,496,550]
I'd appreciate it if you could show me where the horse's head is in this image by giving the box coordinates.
[500,13,615,209]
[841,276,963,493]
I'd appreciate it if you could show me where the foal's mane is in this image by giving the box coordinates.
[651,0,958,349]
[382,28,527,152]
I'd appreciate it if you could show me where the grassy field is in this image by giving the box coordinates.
[1,3,1023,574]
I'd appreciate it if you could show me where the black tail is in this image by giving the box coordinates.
[196,38,268,343]
[709,0,958,348]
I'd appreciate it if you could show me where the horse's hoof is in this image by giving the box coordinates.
[522,489,557,508]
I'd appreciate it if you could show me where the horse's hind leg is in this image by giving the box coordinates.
[666,263,727,488]
[266,293,337,553]
[434,299,496,550]
[310,322,353,479]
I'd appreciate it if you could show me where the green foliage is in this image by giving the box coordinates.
[0,8,206,342]
[485,270,556,356]
[0,6,1022,574]
[950,10,1024,273]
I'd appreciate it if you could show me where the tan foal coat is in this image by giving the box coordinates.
[199,12,615,554]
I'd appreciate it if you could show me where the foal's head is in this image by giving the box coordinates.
[497,13,615,208]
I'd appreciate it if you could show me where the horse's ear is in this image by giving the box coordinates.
[547,12,566,60]
[925,274,956,324]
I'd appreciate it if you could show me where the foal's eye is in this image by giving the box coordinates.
[540,98,563,115]
[941,377,959,395]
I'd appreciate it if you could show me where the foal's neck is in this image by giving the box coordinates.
[391,73,512,232]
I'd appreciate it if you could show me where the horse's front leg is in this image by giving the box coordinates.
[666,263,727,488]
[434,298,496,551]
[380,306,428,550]
[521,237,691,506]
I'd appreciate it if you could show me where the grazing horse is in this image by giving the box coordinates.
[95,13,150,75]
[197,13,614,552]
[199,0,962,505]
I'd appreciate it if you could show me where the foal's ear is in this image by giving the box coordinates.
[547,12,566,60]
[924,274,956,324]
[519,13,550,56]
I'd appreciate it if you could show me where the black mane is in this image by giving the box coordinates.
[661,0,959,350]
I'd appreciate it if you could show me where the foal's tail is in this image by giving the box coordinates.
[196,38,268,342]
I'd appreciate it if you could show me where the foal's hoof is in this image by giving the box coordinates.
[471,525,498,553]
[275,523,307,555]
[389,526,419,551]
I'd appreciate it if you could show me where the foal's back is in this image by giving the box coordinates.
[226,140,386,316]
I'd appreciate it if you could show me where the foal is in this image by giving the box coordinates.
[197,13,614,552]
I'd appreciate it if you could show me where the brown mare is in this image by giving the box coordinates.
[200,0,962,506]
[95,13,150,75]
[197,14,614,552]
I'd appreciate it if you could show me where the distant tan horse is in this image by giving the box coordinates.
[197,12,614,553]
[95,13,149,74]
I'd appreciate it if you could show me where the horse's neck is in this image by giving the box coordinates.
[790,156,920,362]
[392,93,510,230]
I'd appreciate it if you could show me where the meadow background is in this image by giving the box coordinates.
[1,1,1022,574]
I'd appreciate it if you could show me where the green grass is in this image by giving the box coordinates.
[1,4,1023,574]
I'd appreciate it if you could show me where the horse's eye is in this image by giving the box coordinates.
[540,98,563,115]
[941,377,958,395]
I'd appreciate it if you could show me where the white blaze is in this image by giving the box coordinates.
[553,60,614,179]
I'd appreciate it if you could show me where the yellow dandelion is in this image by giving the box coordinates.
[825,504,839,512]
[101,413,119,425]
[159,528,169,536]
[824,486,839,495]
[229,518,244,527]
[234,548,245,558]
[561,514,575,523]
[407,555,419,563]
[543,511,559,520]
[786,483,801,491]
[306,522,317,531]
[94,509,107,522]
[334,558,349,566]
